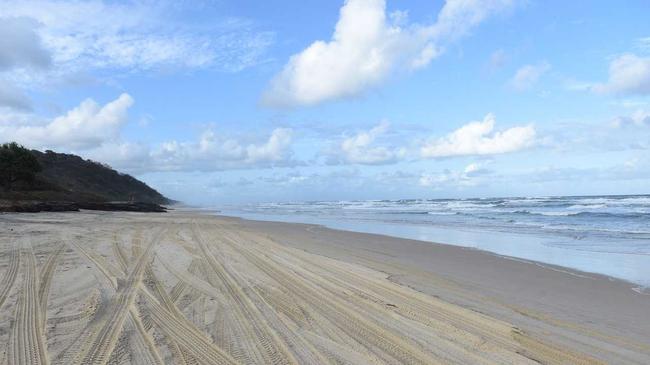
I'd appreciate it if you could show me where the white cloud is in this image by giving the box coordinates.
[263,0,517,107]
[246,128,293,163]
[0,93,133,149]
[421,113,535,158]
[508,61,550,91]
[592,54,650,95]
[330,121,405,164]
[1,0,273,80]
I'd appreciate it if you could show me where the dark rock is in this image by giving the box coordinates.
[0,201,166,213]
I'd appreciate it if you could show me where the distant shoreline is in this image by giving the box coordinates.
[215,212,648,290]
[217,194,650,287]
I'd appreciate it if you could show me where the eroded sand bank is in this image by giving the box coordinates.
[0,210,648,364]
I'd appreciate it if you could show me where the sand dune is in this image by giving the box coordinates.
[0,211,644,364]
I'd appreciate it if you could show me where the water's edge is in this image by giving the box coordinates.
[216,210,650,289]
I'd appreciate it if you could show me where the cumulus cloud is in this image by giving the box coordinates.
[0,93,133,149]
[592,54,650,95]
[246,128,293,163]
[0,17,51,71]
[263,0,516,107]
[329,121,405,165]
[420,113,536,158]
[508,61,550,91]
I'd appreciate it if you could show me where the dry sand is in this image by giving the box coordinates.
[0,210,648,364]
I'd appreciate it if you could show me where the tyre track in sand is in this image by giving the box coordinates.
[235,230,521,362]
[109,231,169,365]
[221,228,602,365]
[9,247,50,365]
[144,259,193,365]
[245,230,603,365]
[217,228,517,365]
[111,236,129,274]
[38,243,65,328]
[141,287,239,365]
[63,229,221,364]
[212,229,438,365]
[192,226,333,365]
[192,223,299,365]
[0,244,20,309]
[72,229,163,365]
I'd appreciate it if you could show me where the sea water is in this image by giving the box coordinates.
[219,195,650,287]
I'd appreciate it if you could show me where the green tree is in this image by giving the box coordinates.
[0,142,42,188]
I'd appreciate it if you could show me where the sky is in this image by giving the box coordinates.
[1,0,650,205]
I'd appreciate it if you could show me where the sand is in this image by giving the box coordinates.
[0,210,648,364]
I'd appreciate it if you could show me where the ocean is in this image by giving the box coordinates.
[219,195,650,288]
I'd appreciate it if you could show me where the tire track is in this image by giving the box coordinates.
[0,245,20,309]
[193,228,332,365]
[215,230,455,365]
[247,231,593,364]
[225,228,603,365]
[9,248,50,365]
[158,257,221,299]
[141,287,239,365]
[192,223,299,365]
[238,231,520,360]
[72,230,162,365]
[237,232,527,364]
[128,303,165,365]
[169,277,188,304]
[111,236,128,274]
[69,241,120,289]
[145,261,192,365]
[39,243,65,328]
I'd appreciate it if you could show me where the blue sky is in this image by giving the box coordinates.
[1,0,650,205]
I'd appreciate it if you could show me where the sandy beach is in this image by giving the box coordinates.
[0,210,648,364]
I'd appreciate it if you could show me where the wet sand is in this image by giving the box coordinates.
[0,210,648,364]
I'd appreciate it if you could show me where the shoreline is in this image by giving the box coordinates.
[1,209,648,363]
[215,211,650,288]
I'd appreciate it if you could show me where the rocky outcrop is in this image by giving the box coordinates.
[0,201,167,213]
